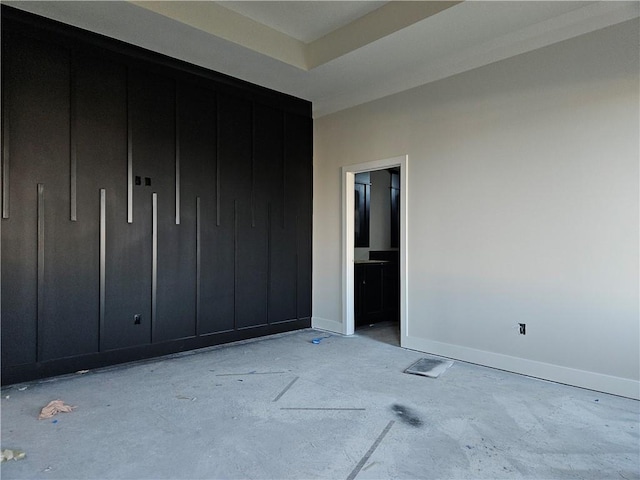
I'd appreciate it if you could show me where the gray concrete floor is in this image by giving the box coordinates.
[1,322,638,480]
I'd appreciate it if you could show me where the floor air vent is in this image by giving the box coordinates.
[404,357,454,378]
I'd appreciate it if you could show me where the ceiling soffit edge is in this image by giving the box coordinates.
[129,0,308,69]
[306,1,462,69]
[130,1,462,71]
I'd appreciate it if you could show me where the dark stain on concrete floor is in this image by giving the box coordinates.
[391,404,423,427]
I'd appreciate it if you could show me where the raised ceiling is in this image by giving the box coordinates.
[219,1,389,43]
[5,1,640,117]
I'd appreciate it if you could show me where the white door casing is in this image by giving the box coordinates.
[341,155,408,343]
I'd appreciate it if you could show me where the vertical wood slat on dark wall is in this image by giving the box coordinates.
[269,110,298,323]
[75,52,126,355]
[177,83,215,336]
[35,39,97,360]
[134,71,196,343]
[1,6,312,384]
[102,67,152,350]
[288,113,313,320]
[41,52,101,360]
[5,35,102,364]
[230,99,268,330]
[214,93,250,332]
[1,34,39,367]
[254,104,286,323]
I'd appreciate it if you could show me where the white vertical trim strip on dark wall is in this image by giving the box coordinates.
[175,82,181,225]
[127,68,133,224]
[216,94,221,227]
[233,199,238,329]
[266,202,271,325]
[99,188,106,351]
[151,192,158,341]
[282,113,287,228]
[195,196,201,335]
[251,102,255,228]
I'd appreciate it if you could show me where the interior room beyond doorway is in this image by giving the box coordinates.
[354,168,400,346]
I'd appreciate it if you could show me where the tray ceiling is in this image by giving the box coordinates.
[5,1,639,117]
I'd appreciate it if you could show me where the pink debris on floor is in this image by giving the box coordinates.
[38,400,76,420]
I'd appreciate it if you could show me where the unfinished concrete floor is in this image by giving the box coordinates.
[1,322,639,479]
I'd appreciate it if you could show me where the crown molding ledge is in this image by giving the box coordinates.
[313,1,640,118]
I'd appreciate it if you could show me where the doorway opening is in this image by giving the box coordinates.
[342,155,407,347]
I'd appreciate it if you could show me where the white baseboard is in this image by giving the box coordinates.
[312,317,346,335]
[402,335,640,400]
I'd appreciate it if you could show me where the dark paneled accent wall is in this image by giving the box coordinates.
[0,7,313,384]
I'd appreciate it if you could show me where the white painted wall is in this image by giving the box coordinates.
[313,20,640,399]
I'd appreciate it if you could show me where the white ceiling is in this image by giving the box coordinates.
[5,1,640,118]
